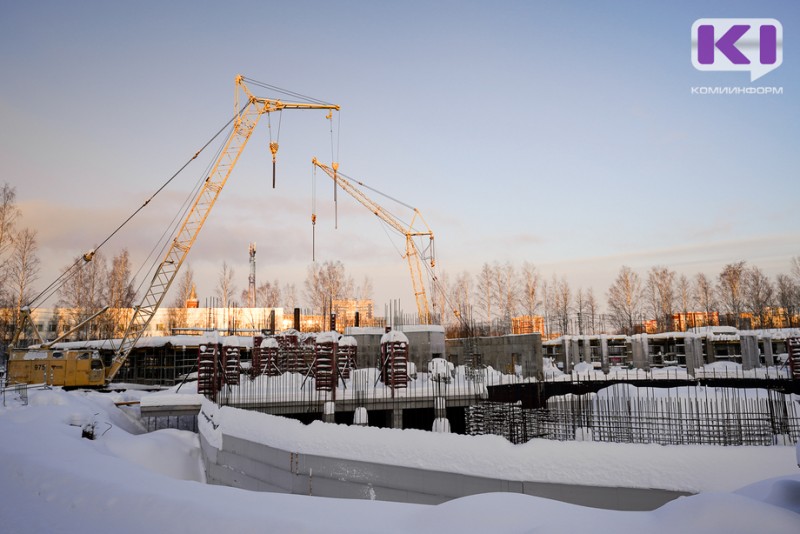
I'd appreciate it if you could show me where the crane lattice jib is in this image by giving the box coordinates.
[311,159,434,324]
[105,77,339,383]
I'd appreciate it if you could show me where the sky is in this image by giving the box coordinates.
[0,386,798,533]
[1,1,798,314]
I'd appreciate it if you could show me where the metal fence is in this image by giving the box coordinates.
[2,382,28,407]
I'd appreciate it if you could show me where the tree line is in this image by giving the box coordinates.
[2,178,798,341]
[433,259,800,337]
[0,184,41,344]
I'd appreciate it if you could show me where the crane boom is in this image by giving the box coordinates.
[311,158,435,324]
[104,76,339,383]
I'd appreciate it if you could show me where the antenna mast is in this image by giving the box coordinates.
[248,242,257,307]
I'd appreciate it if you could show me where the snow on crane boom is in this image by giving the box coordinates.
[311,158,436,324]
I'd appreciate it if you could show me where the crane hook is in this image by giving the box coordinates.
[269,141,279,188]
[311,213,317,262]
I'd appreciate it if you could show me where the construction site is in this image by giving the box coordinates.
[4,75,800,448]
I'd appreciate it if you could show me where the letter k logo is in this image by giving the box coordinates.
[691,19,783,81]
[697,24,750,64]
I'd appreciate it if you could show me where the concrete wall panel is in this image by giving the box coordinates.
[200,428,690,511]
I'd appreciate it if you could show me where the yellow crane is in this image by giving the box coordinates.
[8,75,338,387]
[104,77,339,383]
[311,158,436,324]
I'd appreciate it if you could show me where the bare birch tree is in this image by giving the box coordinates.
[676,274,691,330]
[216,261,237,308]
[586,288,599,334]
[102,249,136,337]
[743,265,774,328]
[282,282,298,310]
[775,273,798,327]
[169,265,195,330]
[0,184,20,310]
[449,271,472,327]
[717,261,746,327]
[0,184,18,263]
[6,228,40,335]
[58,252,108,339]
[520,261,540,318]
[492,261,519,328]
[541,277,551,337]
[645,266,676,332]
[792,256,800,283]
[475,263,494,323]
[355,275,374,301]
[256,280,281,307]
[553,276,571,336]
[304,260,352,315]
[693,273,717,325]
[607,266,643,335]
[574,288,586,334]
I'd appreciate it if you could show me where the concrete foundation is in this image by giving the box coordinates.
[200,426,690,511]
[445,333,543,377]
[347,325,445,369]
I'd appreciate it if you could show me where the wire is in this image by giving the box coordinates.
[27,107,244,309]
[135,128,229,297]
[336,111,341,163]
[242,77,335,106]
[337,169,417,212]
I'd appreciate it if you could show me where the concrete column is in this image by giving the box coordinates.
[533,334,544,380]
[684,334,697,377]
[561,337,571,373]
[631,336,647,370]
[641,334,650,371]
[353,407,368,426]
[600,335,609,374]
[705,337,717,364]
[388,408,403,429]
[570,338,581,368]
[762,335,774,366]
[322,401,335,423]
[740,334,759,370]
[582,337,592,365]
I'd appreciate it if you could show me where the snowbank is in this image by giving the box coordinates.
[1,388,799,533]
[199,397,798,494]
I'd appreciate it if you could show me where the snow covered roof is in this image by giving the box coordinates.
[542,328,800,345]
[47,334,256,351]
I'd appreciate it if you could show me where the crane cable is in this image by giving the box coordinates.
[131,124,231,298]
[26,107,244,310]
[311,162,317,262]
[242,77,335,106]
[328,110,340,228]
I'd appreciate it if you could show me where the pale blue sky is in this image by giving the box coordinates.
[2,1,798,311]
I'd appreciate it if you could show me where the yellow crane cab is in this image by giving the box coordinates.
[6,348,106,388]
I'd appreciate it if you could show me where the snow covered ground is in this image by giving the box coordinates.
[0,386,798,533]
